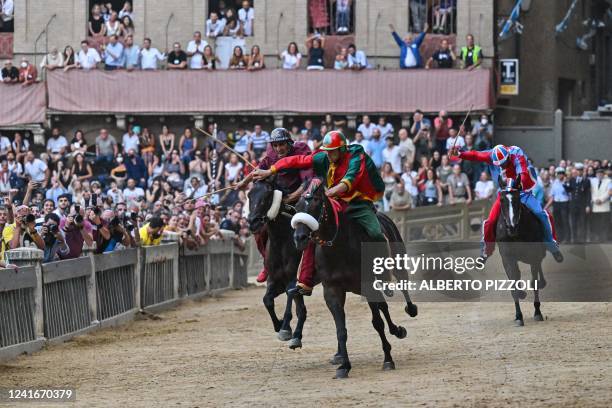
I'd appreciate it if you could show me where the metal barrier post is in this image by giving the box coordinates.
[5,249,45,340]
[85,244,99,326]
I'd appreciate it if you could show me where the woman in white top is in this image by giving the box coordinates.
[474,171,495,200]
[105,11,121,36]
[279,42,301,70]
[224,153,243,183]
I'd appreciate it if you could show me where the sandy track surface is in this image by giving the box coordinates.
[1,285,610,407]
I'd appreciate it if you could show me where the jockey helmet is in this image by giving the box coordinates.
[270,127,293,144]
[320,130,347,152]
[490,145,509,166]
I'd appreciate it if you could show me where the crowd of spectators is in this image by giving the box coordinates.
[1,109,607,269]
[0,0,483,84]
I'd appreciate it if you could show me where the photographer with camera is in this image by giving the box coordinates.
[92,207,135,253]
[5,205,44,250]
[58,204,94,259]
[40,213,69,263]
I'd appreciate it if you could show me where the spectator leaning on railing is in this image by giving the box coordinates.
[40,213,69,263]
[139,216,164,246]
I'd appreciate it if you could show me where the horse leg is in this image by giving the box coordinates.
[324,286,351,379]
[502,257,524,326]
[379,301,407,339]
[369,302,396,371]
[263,281,284,333]
[288,292,307,350]
[277,282,295,341]
[531,263,544,321]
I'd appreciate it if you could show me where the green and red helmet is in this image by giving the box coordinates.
[320,130,347,152]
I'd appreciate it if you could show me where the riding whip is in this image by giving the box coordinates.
[194,126,257,170]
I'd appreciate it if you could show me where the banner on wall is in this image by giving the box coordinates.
[500,59,519,96]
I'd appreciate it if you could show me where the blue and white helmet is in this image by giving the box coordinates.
[270,127,293,144]
[490,145,509,166]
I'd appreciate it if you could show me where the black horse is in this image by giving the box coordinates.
[496,176,547,327]
[292,178,418,378]
[248,178,307,349]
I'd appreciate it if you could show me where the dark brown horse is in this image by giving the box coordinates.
[292,178,417,378]
[248,178,307,349]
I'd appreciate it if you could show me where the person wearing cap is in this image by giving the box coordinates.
[567,162,591,243]
[252,130,385,295]
[589,168,610,242]
[449,144,563,262]
[548,167,570,243]
[235,127,312,283]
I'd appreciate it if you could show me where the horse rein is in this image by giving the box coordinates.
[309,194,339,247]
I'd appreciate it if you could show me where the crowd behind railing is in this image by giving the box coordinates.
[0,109,610,272]
[0,0,482,84]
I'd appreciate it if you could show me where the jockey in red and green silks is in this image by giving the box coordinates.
[252,130,385,295]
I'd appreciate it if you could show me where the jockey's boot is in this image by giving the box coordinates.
[287,282,313,297]
[256,267,268,283]
[552,251,564,263]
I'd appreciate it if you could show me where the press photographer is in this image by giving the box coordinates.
[6,205,44,250]
[59,204,94,259]
[40,213,69,263]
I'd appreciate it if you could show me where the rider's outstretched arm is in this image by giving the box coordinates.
[270,154,314,173]
[458,150,492,163]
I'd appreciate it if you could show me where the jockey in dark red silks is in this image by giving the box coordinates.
[236,128,312,282]
[449,144,563,263]
[252,130,386,296]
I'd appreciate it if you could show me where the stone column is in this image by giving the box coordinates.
[5,248,45,340]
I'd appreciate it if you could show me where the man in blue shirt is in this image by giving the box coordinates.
[124,149,147,188]
[123,34,140,70]
[389,23,428,69]
[102,34,124,70]
[549,167,570,243]
[366,128,386,169]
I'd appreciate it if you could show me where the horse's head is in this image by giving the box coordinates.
[498,175,522,237]
[247,175,281,233]
[291,178,326,251]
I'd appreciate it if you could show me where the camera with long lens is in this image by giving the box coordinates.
[48,223,59,235]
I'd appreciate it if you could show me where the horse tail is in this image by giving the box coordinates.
[376,212,418,317]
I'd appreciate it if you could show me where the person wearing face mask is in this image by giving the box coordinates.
[471,115,493,151]
[18,58,37,85]
[110,154,127,187]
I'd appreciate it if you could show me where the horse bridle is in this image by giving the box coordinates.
[304,190,339,247]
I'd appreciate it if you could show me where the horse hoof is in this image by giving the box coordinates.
[537,280,547,289]
[288,338,302,349]
[405,303,418,317]
[514,319,524,327]
[516,290,527,300]
[334,368,350,379]
[534,313,544,322]
[382,361,396,371]
[396,326,407,339]
[277,329,292,341]
[330,354,345,365]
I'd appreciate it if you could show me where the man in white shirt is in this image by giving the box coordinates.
[397,128,415,168]
[122,178,145,207]
[206,12,225,39]
[76,40,101,70]
[1,0,14,31]
[24,151,49,185]
[350,131,369,150]
[186,31,207,69]
[122,126,140,154]
[46,127,68,165]
[347,44,369,70]
[238,0,255,36]
[0,134,11,157]
[474,171,495,200]
[139,38,165,70]
[382,136,402,174]
[184,177,208,199]
[357,115,375,140]
[377,116,394,138]
[445,128,465,152]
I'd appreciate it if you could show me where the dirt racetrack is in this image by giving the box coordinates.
[1,283,611,408]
